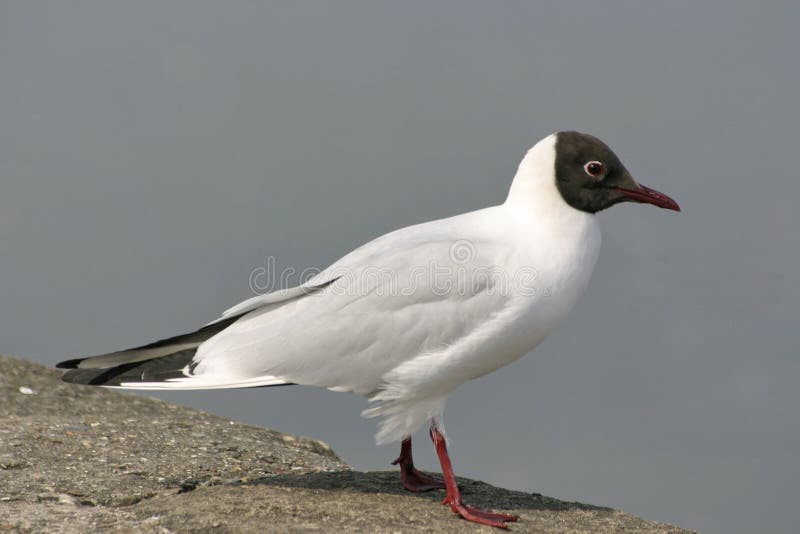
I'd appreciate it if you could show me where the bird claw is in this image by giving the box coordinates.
[394,433,516,527]
[443,497,519,528]
[402,469,446,492]
[392,457,447,492]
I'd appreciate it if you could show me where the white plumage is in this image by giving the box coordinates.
[118,133,602,444]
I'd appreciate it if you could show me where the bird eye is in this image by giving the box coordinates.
[584,161,605,178]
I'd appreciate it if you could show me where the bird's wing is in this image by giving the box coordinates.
[212,214,452,322]
[123,209,518,396]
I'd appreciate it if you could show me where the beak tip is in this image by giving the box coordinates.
[617,184,680,213]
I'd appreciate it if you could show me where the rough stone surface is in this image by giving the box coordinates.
[0,355,694,533]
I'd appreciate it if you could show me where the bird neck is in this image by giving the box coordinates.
[504,134,593,228]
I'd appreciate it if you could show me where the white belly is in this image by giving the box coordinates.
[466,218,601,380]
[365,213,601,444]
[378,213,602,399]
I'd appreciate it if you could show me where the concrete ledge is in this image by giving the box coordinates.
[0,355,694,533]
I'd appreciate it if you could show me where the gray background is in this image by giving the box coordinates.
[1,2,797,533]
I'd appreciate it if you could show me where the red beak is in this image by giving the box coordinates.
[614,184,681,212]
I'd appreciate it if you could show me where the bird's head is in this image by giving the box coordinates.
[507,131,680,215]
[553,131,680,213]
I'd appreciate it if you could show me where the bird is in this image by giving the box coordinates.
[58,131,679,528]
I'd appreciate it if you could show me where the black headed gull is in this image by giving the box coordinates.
[59,131,679,528]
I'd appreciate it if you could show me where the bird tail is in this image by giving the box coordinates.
[59,348,201,386]
[57,315,290,389]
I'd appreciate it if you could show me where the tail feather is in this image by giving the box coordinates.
[56,315,242,371]
[61,349,197,386]
[57,311,296,390]
[57,314,292,389]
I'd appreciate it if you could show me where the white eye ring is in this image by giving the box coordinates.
[584,161,605,178]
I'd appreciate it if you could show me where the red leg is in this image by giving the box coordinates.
[392,437,446,492]
[429,425,518,528]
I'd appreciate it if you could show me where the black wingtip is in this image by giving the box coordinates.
[56,358,85,369]
[60,361,147,386]
[59,368,95,384]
